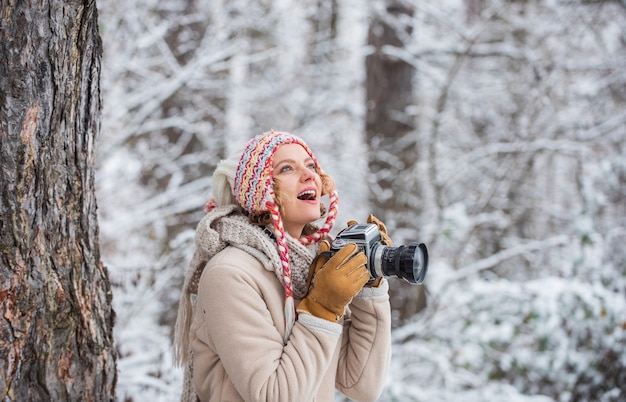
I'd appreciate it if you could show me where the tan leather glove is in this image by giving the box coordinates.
[298,242,369,322]
[367,214,393,246]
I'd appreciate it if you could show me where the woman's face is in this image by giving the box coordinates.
[272,143,322,238]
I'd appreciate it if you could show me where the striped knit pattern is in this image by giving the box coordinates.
[233,130,339,342]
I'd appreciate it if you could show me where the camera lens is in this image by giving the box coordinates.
[379,242,428,284]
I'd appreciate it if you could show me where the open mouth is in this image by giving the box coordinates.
[297,189,317,201]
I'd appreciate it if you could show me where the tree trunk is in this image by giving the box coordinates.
[365,0,418,227]
[0,1,117,400]
[365,1,427,323]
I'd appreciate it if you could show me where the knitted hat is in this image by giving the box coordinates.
[233,130,338,341]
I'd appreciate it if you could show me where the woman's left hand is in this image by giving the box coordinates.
[346,214,393,246]
[366,214,393,246]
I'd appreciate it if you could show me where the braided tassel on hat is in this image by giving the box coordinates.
[267,201,296,340]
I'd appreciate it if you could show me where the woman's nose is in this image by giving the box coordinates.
[300,166,315,181]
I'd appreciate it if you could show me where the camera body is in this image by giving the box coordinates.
[330,223,428,285]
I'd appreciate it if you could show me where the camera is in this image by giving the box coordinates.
[330,223,428,285]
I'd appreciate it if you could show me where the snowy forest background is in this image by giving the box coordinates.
[95,0,625,401]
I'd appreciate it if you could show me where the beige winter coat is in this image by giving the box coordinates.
[189,245,392,402]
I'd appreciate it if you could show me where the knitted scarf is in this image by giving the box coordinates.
[174,204,317,368]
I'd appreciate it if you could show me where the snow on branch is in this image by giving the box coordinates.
[450,234,569,283]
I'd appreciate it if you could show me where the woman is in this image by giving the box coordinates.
[174,130,392,402]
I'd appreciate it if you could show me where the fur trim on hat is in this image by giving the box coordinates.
[211,153,239,208]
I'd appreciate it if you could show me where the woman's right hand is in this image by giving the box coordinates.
[297,242,369,322]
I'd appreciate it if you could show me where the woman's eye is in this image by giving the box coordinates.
[307,163,317,170]
[279,165,293,173]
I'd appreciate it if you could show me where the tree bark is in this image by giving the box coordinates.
[365,1,427,323]
[0,1,117,400]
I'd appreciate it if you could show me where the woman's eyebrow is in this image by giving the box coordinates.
[273,158,295,168]
[274,157,314,166]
